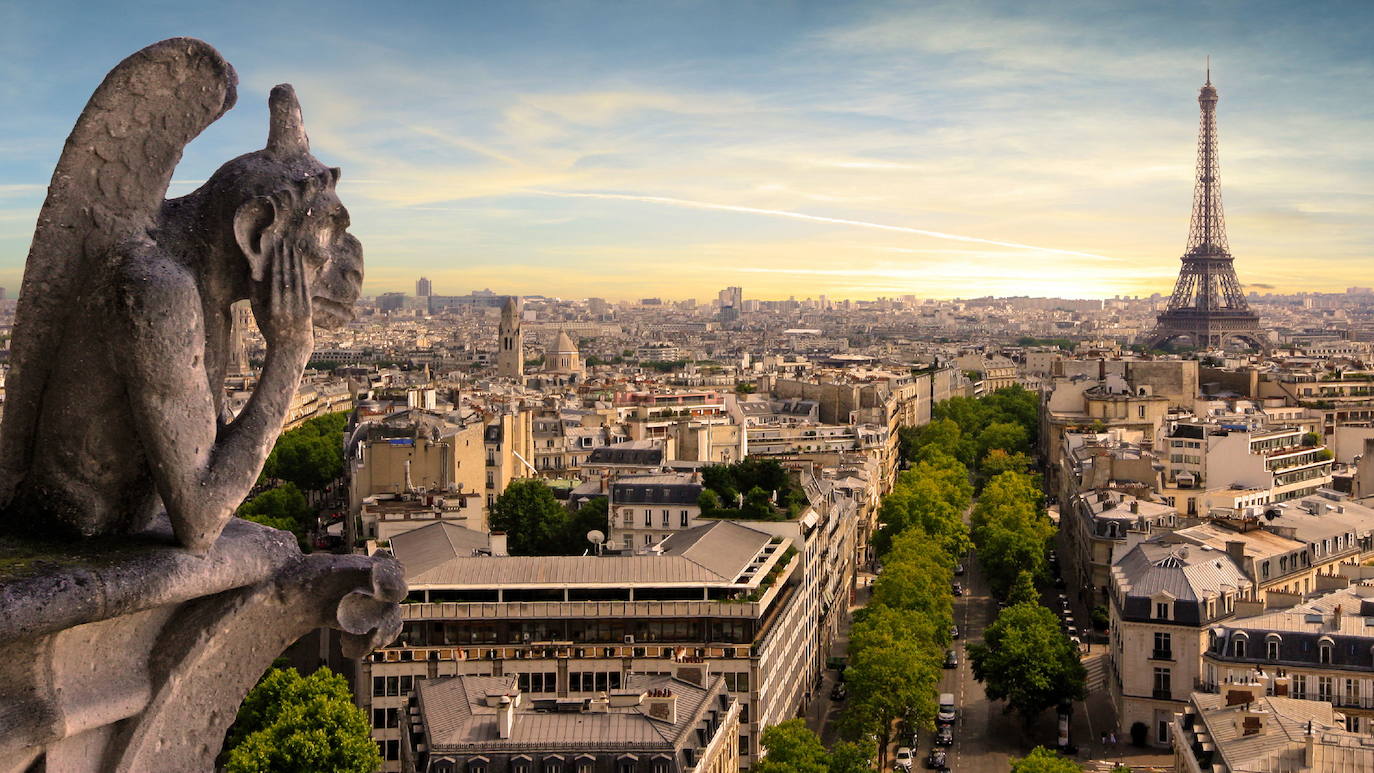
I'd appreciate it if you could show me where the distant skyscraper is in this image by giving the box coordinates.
[1145,71,1267,352]
[415,276,432,297]
[497,296,524,380]
[718,286,742,309]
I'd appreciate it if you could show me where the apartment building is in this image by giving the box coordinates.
[1159,424,1334,515]
[347,409,488,542]
[361,520,820,771]
[399,673,740,773]
[1173,686,1374,773]
[1202,587,1374,734]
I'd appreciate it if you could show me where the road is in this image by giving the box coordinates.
[931,548,1018,773]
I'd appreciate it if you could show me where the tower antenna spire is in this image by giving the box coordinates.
[1206,55,1211,85]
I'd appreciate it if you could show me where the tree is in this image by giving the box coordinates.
[977,421,1029,459]
[1007,570,1038,606]
[1010,746,1080,773]
[488,479,574,555]
[840,638,941,758]
[261,412,348,493]
[968,603,1086,727]
[224,667,380,773]
[238,483,313,548]
[565,497,608,552]
[754,719,830,773]
[980,448,1034,481]
[828,739,877,773]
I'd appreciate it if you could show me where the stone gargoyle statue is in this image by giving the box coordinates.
[0,37,362,553]
[0,39,403,772]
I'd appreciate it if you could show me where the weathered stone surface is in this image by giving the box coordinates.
[0,37,363,553]
[0,38,399,772]
[0,517,405,772]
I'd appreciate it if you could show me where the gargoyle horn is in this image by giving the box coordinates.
[266,84,309,155]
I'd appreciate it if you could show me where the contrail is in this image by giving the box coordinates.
[526,189,1120,262]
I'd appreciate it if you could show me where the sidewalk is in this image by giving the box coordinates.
[810,570,874,746]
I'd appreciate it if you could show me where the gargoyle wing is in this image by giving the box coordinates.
[0,38,238,503]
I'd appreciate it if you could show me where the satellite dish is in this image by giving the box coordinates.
[587,530,605,545]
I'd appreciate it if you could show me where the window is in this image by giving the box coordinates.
[1157,718,1170,744]
[1233,638,1246,658]
[513,761,531,773]
[1154,601,1170,620]
[372,676,385,697]
[386,707,399,728]
[400,675,413,694]
[1153,632,1172,659]
[1293,674,1307,699]
[617,760,636,773]
[662,509,669,527]
[544,758,563,773]
[372,708,386,728]
[385,740,399,761]
[680,510,689,527]
[1139,405,1146,418]
[1319,676,1333,702]
[1153,667,1171,699]
[643,510,651,527]
[386,676,399,696]
[1267,639,1280,660]
[1321,643,1333,664]
[644,534,653,545]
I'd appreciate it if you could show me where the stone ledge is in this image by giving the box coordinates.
[0,515,300,643]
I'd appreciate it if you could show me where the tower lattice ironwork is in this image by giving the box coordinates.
[1145,71,1267,351]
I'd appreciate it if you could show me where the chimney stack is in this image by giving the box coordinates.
[645,688,677,725]
[497,695,516,739]
[1225,540,1246,566]
[489,531,508,557]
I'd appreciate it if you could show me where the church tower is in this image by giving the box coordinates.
[497,296,524,380]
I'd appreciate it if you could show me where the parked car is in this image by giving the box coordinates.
[944,649,959,668]
[934,725,954,746]
[926,749,949,770]
[831,682,847,701]
[951,582,964,596]
[954,563,965,576]
[949,624,960,640]
[895,747,914,770]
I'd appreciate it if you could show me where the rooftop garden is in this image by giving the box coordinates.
[697,458,808,521]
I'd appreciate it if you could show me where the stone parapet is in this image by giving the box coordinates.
[0,516,404,772]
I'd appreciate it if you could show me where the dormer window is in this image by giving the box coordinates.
[1266,636,1281,661]
[1233,636,1247,658]
[1320,642,1333,664]
[1155,601,1172,621]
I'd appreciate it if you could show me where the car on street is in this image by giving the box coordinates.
[895,746,913,770]
[951,582,964,596]
[943,649,959,668]
[953,563,965,576]
[937,692,957,724]
[934,725,954,746]
[926,749,948,770]
[831,682,847,700]
[949,624,960,640]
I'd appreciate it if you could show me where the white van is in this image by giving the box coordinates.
[937,692,956,723]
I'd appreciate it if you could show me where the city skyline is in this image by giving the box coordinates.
[1,0,1371,301]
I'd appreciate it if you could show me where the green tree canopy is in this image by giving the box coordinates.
[754,719,830,773]
[968,603,1086,726]
[754,720,875,773]
[488,479,575,555]
[1010,746,1081,773]
[225,667,380,773]
[238,482,313,549]
[262,412,348,492]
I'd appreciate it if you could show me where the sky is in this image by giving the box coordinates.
[1,0,1371,301]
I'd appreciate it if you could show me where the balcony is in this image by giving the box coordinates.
[1152,649,1174,661]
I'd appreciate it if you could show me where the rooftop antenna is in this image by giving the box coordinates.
[1206,55,1211,86]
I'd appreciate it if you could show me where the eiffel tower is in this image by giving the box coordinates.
[1145,70,1268,352]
